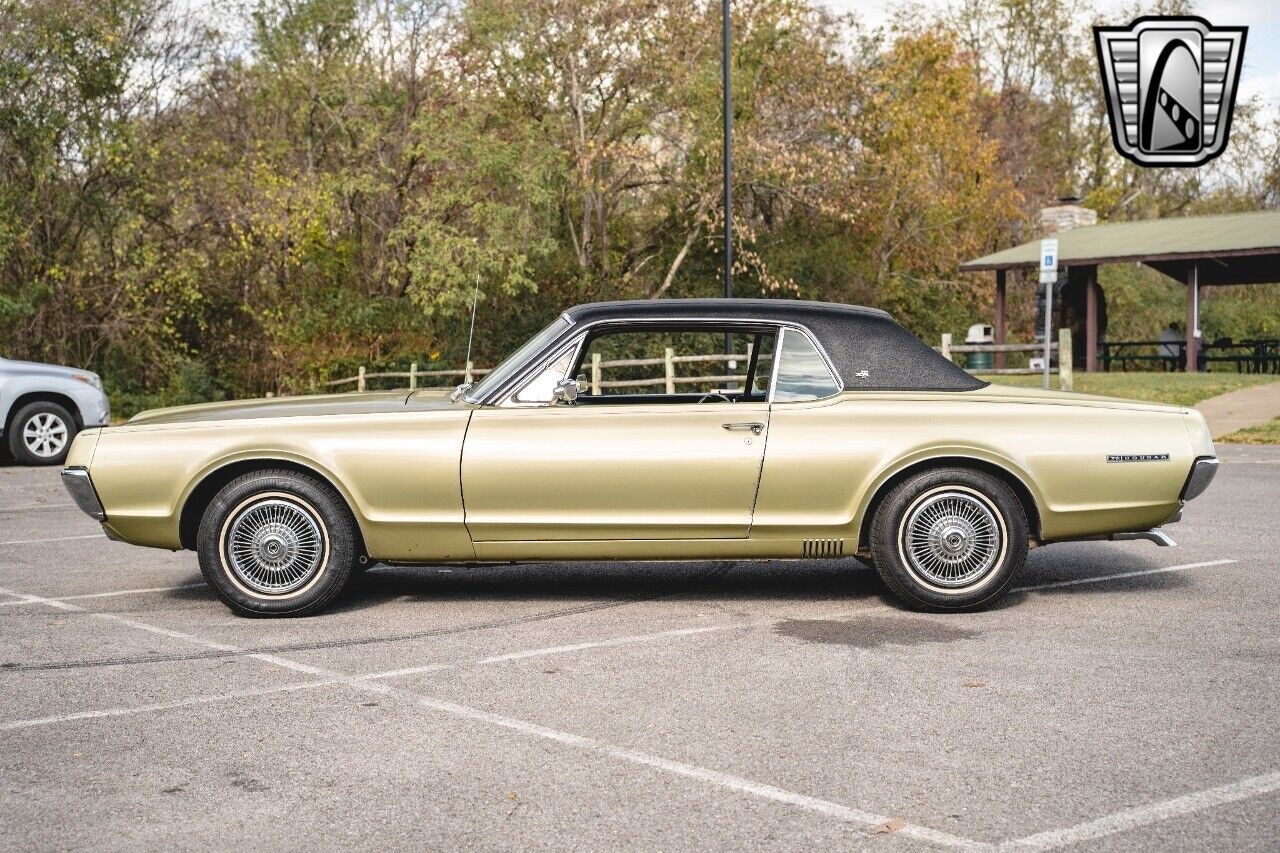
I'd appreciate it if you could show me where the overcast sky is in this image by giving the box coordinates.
[816,0,1280,110]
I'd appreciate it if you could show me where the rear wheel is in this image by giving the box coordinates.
[197,469,358,617]
[870,467,1027,610]
[9,401,77,466]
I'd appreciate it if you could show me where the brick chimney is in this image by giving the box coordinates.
[1039,195,1097,235]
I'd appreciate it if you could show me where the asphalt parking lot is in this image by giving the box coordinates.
[1,448,1277,851]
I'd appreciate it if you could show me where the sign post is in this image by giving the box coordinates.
[1039,239,1059,390]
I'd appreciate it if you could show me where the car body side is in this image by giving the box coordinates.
[66,383,1212,563]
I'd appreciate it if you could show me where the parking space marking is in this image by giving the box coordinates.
[0,499,76,512]
[0,533,105,547]
[0,582,206,607]
[475,625,727,663]
[0,678,342,733]
[0,581,984,849]
[1018,559,1237,593]
[1002,770,1280,851]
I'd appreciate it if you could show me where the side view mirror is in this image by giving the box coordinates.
[552,378,580,404]
[449,382,474,403]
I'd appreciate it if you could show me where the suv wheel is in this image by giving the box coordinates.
[870,467,1027,610]
[9,402,77,466]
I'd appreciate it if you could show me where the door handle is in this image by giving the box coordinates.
[722,422,764,435]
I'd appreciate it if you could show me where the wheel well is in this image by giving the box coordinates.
[178,459,368,557]
[857,457,1042,549]
[5,392,83,434]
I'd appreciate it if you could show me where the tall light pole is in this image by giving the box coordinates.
[721,0,732,301]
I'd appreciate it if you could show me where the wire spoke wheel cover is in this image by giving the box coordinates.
[221,495,328,596]
[23,412,68,458]
[899,488,1006,590]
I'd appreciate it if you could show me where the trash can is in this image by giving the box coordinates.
[964,323,995,371]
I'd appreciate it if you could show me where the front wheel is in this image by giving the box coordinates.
[196,469,358,617]
[870,467,1027,611]
[9,401,77,465]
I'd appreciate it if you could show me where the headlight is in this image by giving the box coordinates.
[74,373,104,391]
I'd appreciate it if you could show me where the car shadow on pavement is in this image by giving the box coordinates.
[309,551,1192,616]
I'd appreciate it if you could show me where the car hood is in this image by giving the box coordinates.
[0,357,90,380]
[126,391,460,427]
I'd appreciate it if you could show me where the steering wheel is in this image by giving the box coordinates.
[697,391,734,404]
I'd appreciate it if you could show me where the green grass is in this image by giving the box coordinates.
[973,372,1280,408]
[1218,417,1280,445]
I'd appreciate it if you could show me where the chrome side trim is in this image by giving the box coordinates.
[61,467,106,521]
[1180,456,1219,502]
[1110,529,1176,547]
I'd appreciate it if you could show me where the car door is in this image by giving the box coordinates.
[461,325,776,542]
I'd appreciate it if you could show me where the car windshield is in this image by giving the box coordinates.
[465,316,572,403]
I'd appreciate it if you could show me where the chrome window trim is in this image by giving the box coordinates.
[765,330,784,405]
[477,315,840,407]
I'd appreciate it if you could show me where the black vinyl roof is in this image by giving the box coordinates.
[564,299,984,393]
[565,298,891,325]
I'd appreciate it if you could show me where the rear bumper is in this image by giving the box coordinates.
[1181,456,1219,502]
[61,466,106,520]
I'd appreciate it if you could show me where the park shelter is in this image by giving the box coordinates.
[960,209,1280,372]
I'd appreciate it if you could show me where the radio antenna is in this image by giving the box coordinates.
[464,274,480,371]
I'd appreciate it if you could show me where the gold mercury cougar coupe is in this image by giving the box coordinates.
[61,299,1219,617]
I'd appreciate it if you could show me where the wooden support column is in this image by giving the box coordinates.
[1185,263,1199,373]
[994,269,1007,371]
[1085,266,1099,372]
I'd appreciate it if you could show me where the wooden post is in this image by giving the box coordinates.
[591,352,601,395]
[1185,264,1199,373]
[1059,328,1073,392]
[409,362,418,390]
[1085,267,1099,373]
[664,347,676,394]
[465,360,474,383]
[940,333,952,362]
[994,269,1007,370]
[357,365,366,392]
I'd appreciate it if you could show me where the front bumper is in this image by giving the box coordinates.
[61,467,106,520]
[1181,456,1219,502]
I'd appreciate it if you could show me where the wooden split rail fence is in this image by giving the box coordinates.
[325,351,752,395]
[327,333,1074,394]
[937,328,1073,391]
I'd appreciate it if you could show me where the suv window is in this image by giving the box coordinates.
[772,328,840,402]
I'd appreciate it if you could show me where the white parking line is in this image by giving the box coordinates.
[0,499,77,512]
[1002,770,1280,851]
[1018,559,1237,593]
[0,678,342,732]
[0,582,206,607]
[475,625,727,663]
[0,582,982,848]
[0,533,105,547]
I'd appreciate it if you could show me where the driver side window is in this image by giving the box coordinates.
[577,327,776,403]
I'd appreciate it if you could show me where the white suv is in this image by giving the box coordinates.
[0,357,110,465]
